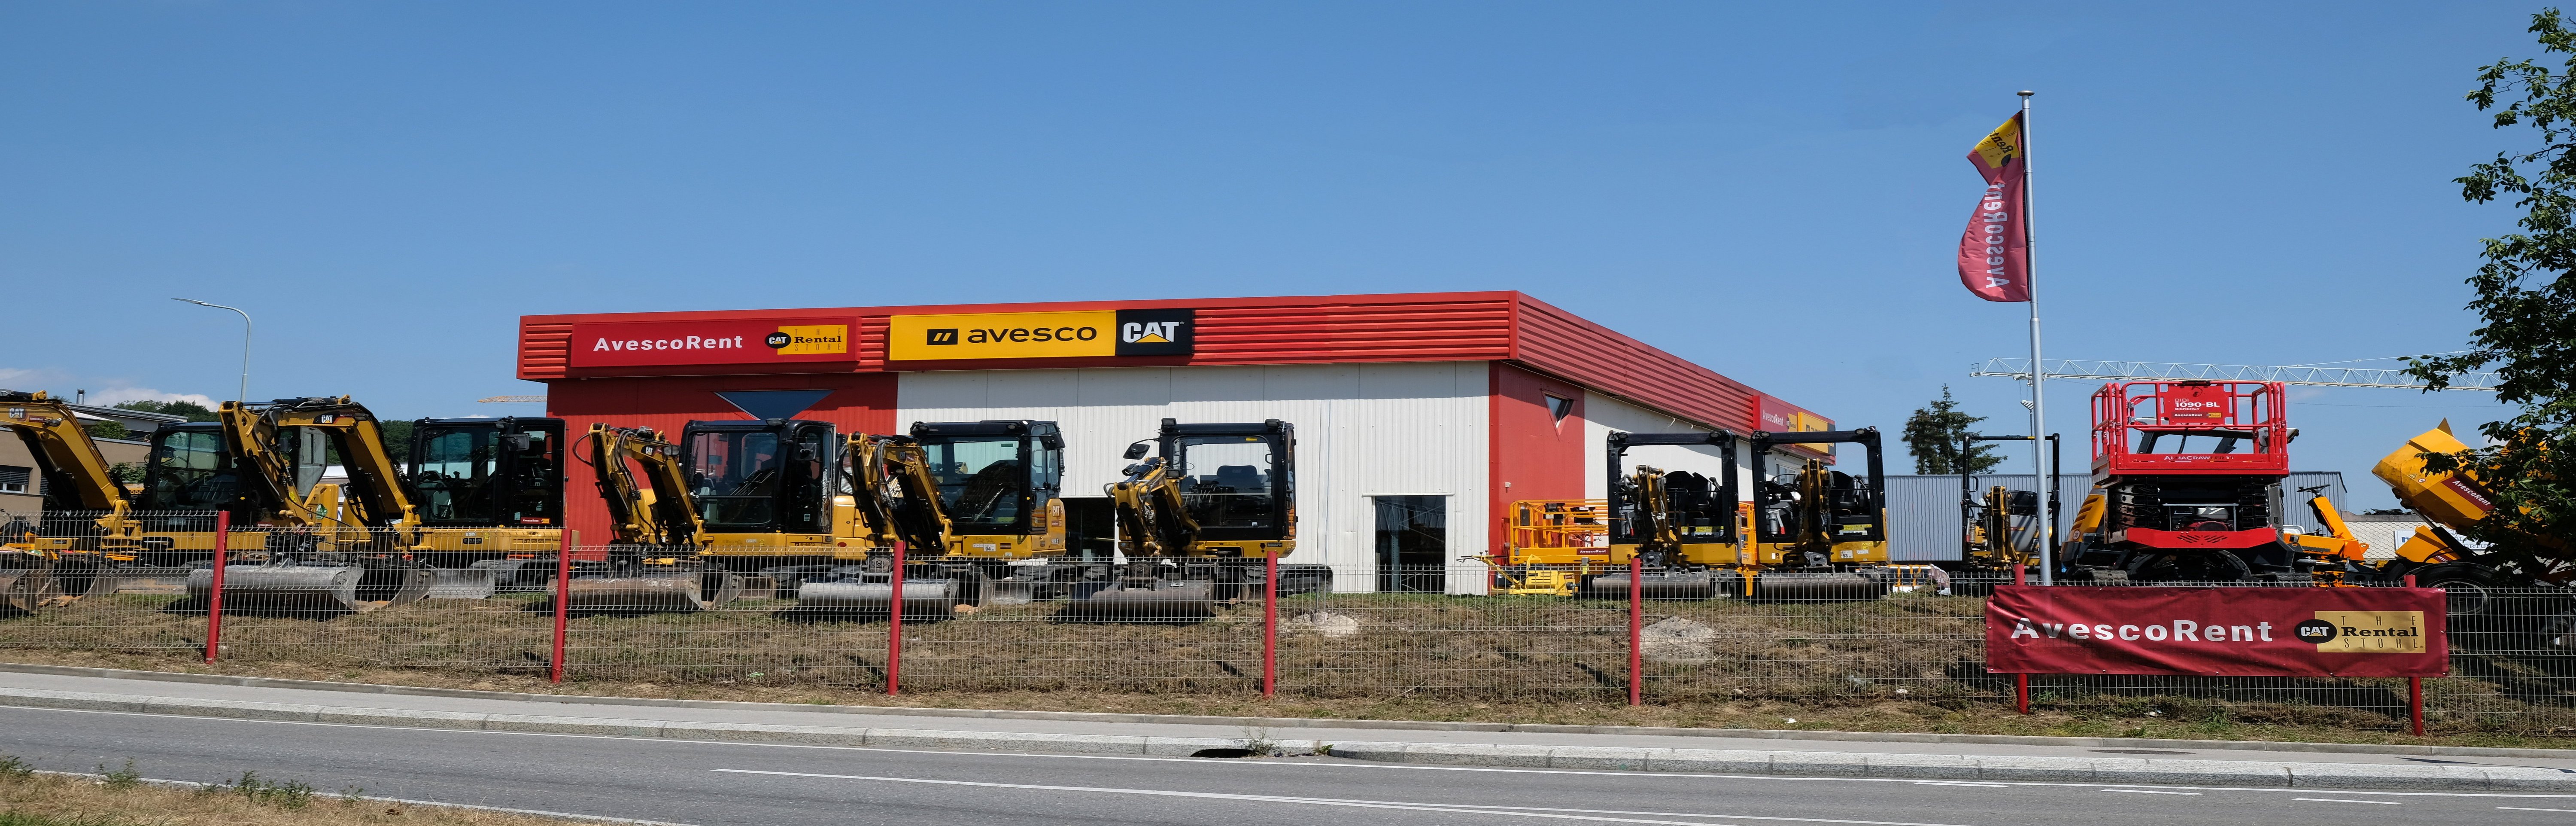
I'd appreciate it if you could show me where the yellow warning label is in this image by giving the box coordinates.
[2297,611,2427,653]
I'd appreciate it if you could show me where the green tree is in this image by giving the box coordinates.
[2409,9,2576,559]
[1900,386,2003,475]
[84,420,130,441]
[111,399,218,422]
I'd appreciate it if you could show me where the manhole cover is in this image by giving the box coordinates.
[2090,749,2194,755]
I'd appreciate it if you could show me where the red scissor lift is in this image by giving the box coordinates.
[2062,380,2300,583]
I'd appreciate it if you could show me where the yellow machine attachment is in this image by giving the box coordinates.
[2357,422,2570,601]
[1745,428,1894,600]
[1483,500,1615,595]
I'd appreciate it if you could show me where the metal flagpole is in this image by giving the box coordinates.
[2019,90,2050,586]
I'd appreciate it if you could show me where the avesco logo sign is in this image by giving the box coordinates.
[2007,616,2274,644]
[592,335,747,352]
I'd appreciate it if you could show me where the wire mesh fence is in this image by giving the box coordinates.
[2,536,2574,736]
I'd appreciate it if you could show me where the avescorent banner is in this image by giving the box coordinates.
[1957,112,2029,302]
[1986,585,2447,678]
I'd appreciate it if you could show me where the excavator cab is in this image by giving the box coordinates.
[908,420,1066,558]
[1741,427,1893,600]
[135,423,261,540]
[679,418,840,549]
[410,417,565,530]
[1081,419,1305,621]
[1156,420,1295,553]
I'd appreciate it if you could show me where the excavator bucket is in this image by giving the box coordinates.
[561,569,743,614]
[185,562,432,616]
[1066,579,1216,622]
[0,562,62,616]
[424,567,498,600]
[1747,571,1888,602]
[1580,572,1721,600]
[790,577,960,620]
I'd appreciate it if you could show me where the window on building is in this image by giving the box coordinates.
[0,465,29,494]
[1544,395,1574,424]
[1373,495,1448,593]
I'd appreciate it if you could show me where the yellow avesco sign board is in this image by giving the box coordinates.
[887,309,1194,361]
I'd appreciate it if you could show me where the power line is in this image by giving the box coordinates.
[1970,359,2500,391]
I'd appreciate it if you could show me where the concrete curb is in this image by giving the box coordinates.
[7,661,2569,761]
[3,686,2570,791]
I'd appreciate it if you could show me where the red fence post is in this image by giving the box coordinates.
[2012,554,2027,712]
[1627,556,1643,706]
[203,511,229,663]
[2405,573,2424,735]
[1262,554,1279,697]
[887,542,906,695]
[550,546,571,684]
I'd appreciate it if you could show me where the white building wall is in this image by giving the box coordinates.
[1583,390,1747,499]
[898,362,1489,592]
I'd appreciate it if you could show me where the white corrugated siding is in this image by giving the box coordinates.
[898,362,1489,592]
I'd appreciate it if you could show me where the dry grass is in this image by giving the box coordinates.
[0,760,564,826]
[3,591,2573,748]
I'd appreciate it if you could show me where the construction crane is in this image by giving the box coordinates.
[1971,359,2501,391]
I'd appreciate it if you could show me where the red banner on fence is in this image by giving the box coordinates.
[1986,586,2447,678]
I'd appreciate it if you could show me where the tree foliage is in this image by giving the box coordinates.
[111,399,218,422]
[1901,386,2003,475]
[2408,8,2576,555]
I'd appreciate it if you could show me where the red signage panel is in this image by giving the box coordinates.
[567,317,859,369]
[1986,585,2446,678]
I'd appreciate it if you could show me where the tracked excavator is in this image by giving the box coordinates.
[1082,419,1322,620]
[184,397,443,614]
[791,421,1069,618]
[572,418,873,613]
[0,391,149,609]
[1577,428,1893,601]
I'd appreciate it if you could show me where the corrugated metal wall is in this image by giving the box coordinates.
[898,362,1490,593]
[1883,472,2348,561]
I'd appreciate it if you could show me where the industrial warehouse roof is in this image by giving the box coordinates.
[518,291,1824,435]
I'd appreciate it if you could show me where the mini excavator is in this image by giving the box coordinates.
[1082,419,1323,620]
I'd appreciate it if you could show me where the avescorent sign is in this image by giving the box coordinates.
[1985,585,2446,678]
[568,317,858,369]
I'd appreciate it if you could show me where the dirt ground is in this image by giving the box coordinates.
[3,591,2571,749]
[0,763,562,826]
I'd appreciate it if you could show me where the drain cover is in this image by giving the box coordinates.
[2090,749,2194,755]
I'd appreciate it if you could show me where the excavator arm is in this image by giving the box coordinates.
[0,391,139,543]
[1107,457,1197,558]
[215,399,339,528]
[257,397,419,540]
[587,424,702,547]
[843,433,951,555]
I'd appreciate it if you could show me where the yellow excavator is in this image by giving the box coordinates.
[572,419,874,613]
[1,391,150,607]
[189,398,436,614]
[1740,428,1894,600]
[790,421,1067,618]
[2354,422,2572,618]
[1083,419,1320,620]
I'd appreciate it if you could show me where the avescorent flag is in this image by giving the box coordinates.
[1958,113,2029,302]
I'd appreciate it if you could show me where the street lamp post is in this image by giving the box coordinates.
[173,299,252,403]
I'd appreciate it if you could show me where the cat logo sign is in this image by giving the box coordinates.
[889,309,1193,360]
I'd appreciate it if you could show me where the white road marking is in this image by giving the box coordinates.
[9,705,2573,801]
[712,768,1992,826]
[2100,789,2201,795]
[2295,798,2403,805]
[1914,782,2013,788]
[2498,807,2576,812]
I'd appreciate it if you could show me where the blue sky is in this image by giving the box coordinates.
[0,2,2535,507]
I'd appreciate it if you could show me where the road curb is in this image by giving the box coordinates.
[6,661,2568,761]
[3,686,2569,791]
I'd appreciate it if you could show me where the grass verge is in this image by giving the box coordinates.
[0,756,567,825]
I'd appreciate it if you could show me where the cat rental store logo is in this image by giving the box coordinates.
[889,309,1194,360]
[2293,610,2427,653]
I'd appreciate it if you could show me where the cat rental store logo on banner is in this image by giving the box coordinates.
[889,309,1194,360]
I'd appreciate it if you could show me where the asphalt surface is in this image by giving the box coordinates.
[6,705,2575,826]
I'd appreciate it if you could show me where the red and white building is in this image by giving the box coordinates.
[516,292,1831,591]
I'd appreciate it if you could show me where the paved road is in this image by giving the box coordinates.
[4,705,2572,826]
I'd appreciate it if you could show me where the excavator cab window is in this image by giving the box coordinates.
[921,436,1025,528]
[690,430,781,527]
[136,426,251,523]
[1174,435,1276,530]
[414,426,500,523]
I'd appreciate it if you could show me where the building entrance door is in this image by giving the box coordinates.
[1373,495,1447,593]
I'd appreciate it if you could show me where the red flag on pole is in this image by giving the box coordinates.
[1958,113,2029,302]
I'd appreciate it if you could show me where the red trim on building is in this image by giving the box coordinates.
[1489,363,1590,549]
[520,291,1784,433]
